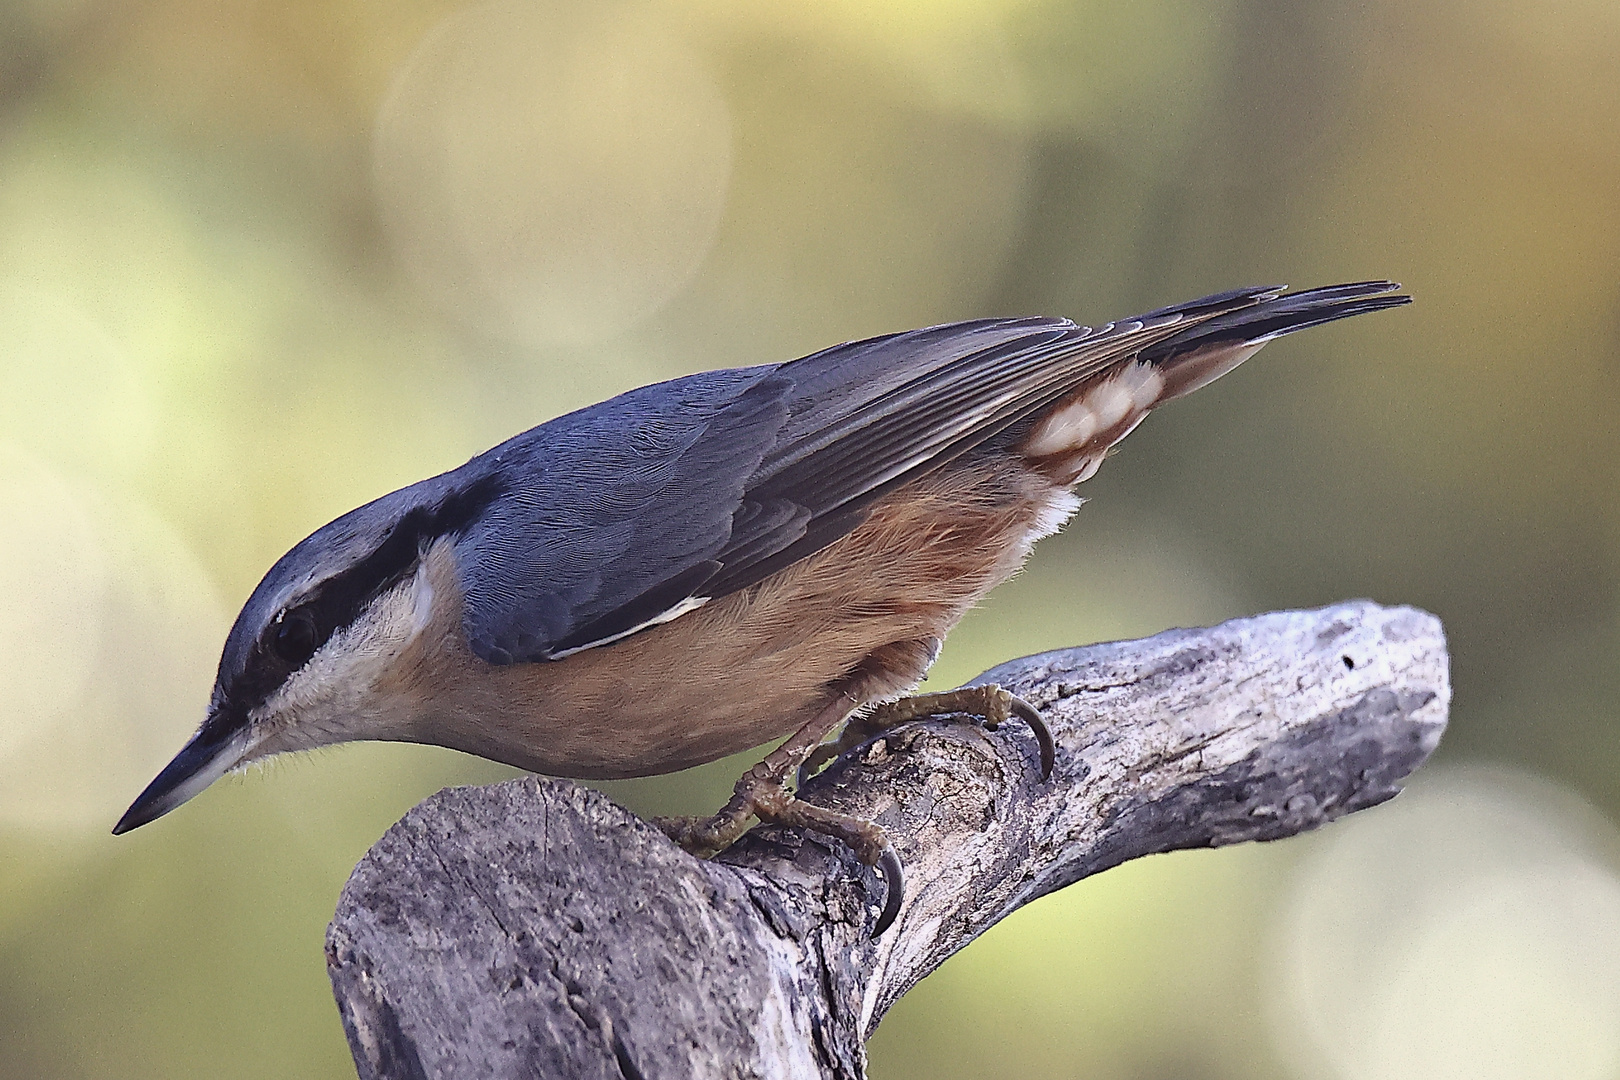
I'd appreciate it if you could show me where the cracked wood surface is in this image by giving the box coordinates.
[327,600,1449,1079]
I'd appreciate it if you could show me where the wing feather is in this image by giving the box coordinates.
[455,283,1407,662]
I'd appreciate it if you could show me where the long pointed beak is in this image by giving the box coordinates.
[113,722,259,835]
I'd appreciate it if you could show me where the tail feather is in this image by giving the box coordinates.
[1017,281,1409,478]
[1139,280,1409,363]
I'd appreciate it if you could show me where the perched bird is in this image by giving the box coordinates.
[115,281,1408,933]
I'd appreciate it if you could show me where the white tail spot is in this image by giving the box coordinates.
[1089,381,1133,430]
[1024,401,1098,456]
[1022,362,1165,459]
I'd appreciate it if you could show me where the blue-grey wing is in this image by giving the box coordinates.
[451,282,1398,663]
[453,315,1169,664]
[453,366,794,663]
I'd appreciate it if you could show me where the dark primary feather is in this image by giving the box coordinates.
[455,282,1408,663]
[1137,280,1410,362]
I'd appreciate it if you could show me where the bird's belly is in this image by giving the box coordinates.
[470,661,843,780]
[396,454,1077,779]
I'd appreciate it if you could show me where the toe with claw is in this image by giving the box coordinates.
[802,683,1055,784]
[655,759,906,936]
[650,681,1052,938]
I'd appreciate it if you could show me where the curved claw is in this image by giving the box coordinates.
[872,846,905,937]
[1006,693,1056,781]
[797,743,837,788]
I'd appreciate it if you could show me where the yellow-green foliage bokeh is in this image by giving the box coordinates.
[2,1,1619,1077]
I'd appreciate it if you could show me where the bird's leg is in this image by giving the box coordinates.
[654,689,907,935]
[799,684,1055,785]
[654,690,862,859]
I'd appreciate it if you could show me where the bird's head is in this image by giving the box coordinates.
[113,473,497,834]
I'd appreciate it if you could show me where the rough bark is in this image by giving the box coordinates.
[327,600,1449,1080]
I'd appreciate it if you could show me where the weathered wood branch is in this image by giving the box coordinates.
[327,600,1448,1080]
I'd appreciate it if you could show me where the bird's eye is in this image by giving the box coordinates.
[272,609,321,667]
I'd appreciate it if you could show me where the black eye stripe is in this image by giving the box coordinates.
[228,475,504,714]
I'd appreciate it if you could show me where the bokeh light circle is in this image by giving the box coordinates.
[1268,766,1620,1080]
[0,284,155,480]
[0,454,224,834]
[374,0,733,347]
[0,444,110,756]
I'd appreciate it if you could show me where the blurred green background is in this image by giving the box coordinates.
[2,0,1619,1077]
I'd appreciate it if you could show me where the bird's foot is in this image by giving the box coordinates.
[654,757,905,936]
[798,683,1054,786]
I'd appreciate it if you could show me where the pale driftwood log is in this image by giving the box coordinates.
[327,600,1448,1080]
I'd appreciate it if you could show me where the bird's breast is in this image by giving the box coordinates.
[382,453,1076,779]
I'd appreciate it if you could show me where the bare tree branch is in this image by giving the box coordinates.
[327,600,1449,1080]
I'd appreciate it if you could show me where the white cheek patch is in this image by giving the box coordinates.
[256,629,373,726]
[252,566,437,743]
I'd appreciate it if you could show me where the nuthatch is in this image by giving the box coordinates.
[116,282,1408,933]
